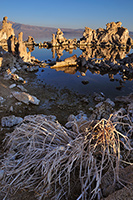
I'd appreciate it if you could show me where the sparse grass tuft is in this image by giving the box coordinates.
[1,114,133,200]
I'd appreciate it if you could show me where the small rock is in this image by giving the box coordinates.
[26,65,39,72]
[75,111,88,121]
[10,67,17,73]
[93,92,105,102]
[81,97,89,103]
[9,94,13,98]
[9,83,16,89]
[22,65,28,70]
[105,98,115,107]
[17,85,27,92]
[100,92,105,97]
[12,91,40,105]
[1,115,23,127]
[15,102,22,106]
[94,96,105,102]
[95,102,103,109]
[4,72,11,80]
[15,63,21,70]
[81,72,86,76]
[67,114,75,122]
[89,107,93,112]
[0,96,6,104]
[9,106,13,112]
[18,76,24,82]
[11,74,24,82]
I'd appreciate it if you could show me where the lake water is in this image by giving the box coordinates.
[30,46,133,101]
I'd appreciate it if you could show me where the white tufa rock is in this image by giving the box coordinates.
[9,83,16,89]
[10,67,17,73]
[9,106,13,112]
[0,96,6,104]
[1,115,23,127]
[12,91,40,105]
[105,98,115,107]
[17,85,27,92]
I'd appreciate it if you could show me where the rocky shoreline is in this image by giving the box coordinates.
[0,16,133,200]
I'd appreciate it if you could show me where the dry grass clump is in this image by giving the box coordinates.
[1,114,133,200]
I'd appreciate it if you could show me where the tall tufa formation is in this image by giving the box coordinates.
[0,16,33,62]
[80,21,132,46]
[51,28,77,47]
[51,28,67,46]
[0,16,15,41]
[17,32,31,62]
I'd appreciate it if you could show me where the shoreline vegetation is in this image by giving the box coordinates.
[0,16,133,200]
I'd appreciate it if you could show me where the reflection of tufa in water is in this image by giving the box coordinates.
[49,45,131,62]
[49,45,133,81]
[80,45,131,61]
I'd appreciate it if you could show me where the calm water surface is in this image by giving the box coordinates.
[31,46,133,100]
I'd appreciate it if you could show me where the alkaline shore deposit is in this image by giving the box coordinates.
[0,17,133,200]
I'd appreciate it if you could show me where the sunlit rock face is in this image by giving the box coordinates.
[0,16,34,62]
[17,32,31,62]
[56,28,66,43]
[0,16,15,41]
[51,28,77,47]
[80,21,132,46]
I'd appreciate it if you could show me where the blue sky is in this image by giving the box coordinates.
[0,0,133,31]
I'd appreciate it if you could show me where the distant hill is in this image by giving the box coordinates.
[0,20,133,42]
[0,20,84,41]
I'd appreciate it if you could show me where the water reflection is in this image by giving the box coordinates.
[51,46,77,59]
[80,45,131,61]
[47,46,133,81]
[28,43,132,61]
[31,44,133,99]
[49,45,131,62]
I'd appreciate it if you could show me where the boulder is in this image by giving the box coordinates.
[9,84,16,89]
[51,54,77,68]
[12,91,40,105]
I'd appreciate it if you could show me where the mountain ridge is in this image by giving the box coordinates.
[0,20,84,41]
[0,20,133,42]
